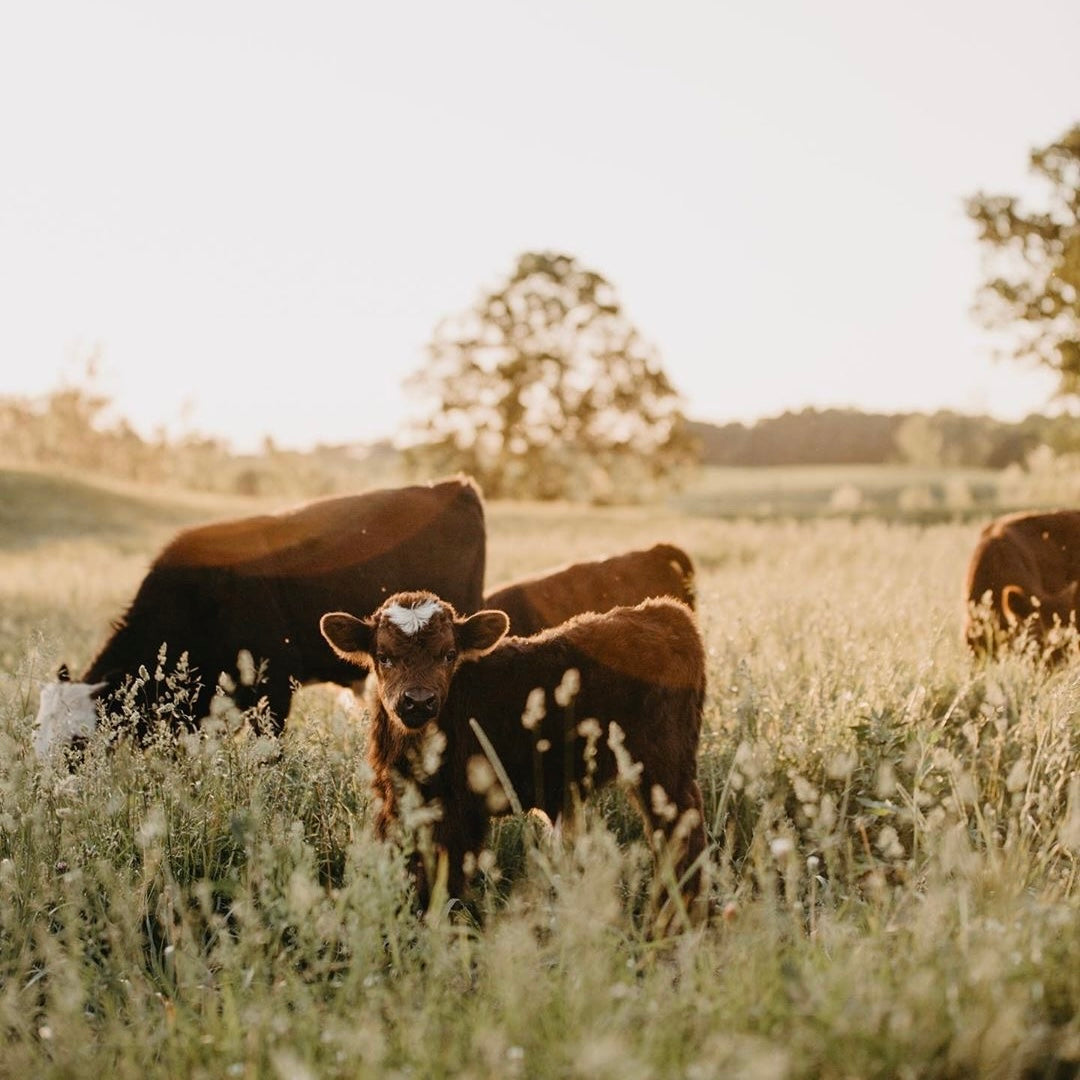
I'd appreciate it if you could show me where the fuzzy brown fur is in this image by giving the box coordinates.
[321,591,707,919]
[484,543,696,637]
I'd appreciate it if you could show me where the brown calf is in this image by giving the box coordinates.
[320,591,707,920]
[484,543,696,637]
[964,510,1080,658]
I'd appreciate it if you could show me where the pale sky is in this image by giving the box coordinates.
[2,0,1078,452]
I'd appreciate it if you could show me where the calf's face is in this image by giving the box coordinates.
[321,592,508,732]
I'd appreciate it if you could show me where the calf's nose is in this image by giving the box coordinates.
[402,687,437,717]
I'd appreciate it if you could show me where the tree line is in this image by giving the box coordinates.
[1,377,1074,493]
[689,408,1079,469]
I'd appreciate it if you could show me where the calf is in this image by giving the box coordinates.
[34,477,486,755]
[484,543,696,637]
[964,510,1080,658]
[320,590,707,920]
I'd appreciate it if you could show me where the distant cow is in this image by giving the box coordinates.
[964,509,1080,657]
[33,477,487,756]
[320,590,707,921]
[484,543,695,637]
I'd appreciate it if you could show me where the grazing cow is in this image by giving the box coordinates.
[320,590,707,921]
[33,477,486,756]
[964,509,1080,657]
[484,543,696,637]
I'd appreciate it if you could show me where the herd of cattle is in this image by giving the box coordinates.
[28,476,1080,917]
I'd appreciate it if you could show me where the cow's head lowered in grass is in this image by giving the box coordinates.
[33,665,107,758]
[964,510,1080,659]
[320,591,509,731]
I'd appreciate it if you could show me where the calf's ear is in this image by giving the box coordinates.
[320,612,375,662]
[456,609,510,658]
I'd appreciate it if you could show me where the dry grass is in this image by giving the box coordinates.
[1,470,1079,1077]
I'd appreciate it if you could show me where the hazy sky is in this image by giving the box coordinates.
[2,0,1078,451]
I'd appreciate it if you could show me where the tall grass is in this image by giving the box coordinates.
[1,483,1079,1077]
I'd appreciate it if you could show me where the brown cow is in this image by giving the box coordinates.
[484,543,695,637]
[34,477,487,755]
[320,591,708,923]
[964,509,1080,658]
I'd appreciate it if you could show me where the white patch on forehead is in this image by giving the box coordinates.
[33,681,105,757]
[385,599,443,636]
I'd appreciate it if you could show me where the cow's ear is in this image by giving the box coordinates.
[320,612,375,662]
[1001,585,1035,624]
[456,609,509,658]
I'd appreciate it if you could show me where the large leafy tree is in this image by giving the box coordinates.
[967,124,1080,397]
[404,251,698,501]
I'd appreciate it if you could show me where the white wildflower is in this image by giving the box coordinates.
[521,687,546,730]
[554,668,580,707]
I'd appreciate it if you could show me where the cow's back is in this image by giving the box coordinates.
[454,598,705,816]
[485,543,695,637]
[84,477,487,718]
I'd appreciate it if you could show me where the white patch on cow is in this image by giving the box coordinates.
[33,681,107,757]
[385,599,443,636]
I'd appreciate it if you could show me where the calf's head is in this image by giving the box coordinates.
[320,591,508,732]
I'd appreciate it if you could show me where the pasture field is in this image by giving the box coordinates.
[1,466,1079,1078]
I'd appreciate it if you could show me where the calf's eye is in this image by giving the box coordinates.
[445,650,458,663]
[377,653,393,669]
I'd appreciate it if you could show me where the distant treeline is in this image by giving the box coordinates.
[2,379,1077,500]
[687,408,1080,469]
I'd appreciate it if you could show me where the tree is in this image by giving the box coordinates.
[967,124,1080,398]
[404,251,698,502]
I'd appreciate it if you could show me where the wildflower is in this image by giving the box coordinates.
[1005,757,1029,794]
[651,784,677,824]
[826,751,857,780]
[875,825,904,860]
[607,722,642,785]
[578,718,602,781]
[554,667,580,707]
[467,755,509,812]
[521,687,546,730]
[419,728,447,778]
[237,649,256,687]
[875,761,897,798]
[769,836,794,859]
[790,773,819,803]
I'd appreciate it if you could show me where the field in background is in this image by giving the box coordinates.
[676,463,1039,520]
[2,465,1080,1077]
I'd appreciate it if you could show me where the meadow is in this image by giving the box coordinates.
[1,464,1079,1078]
